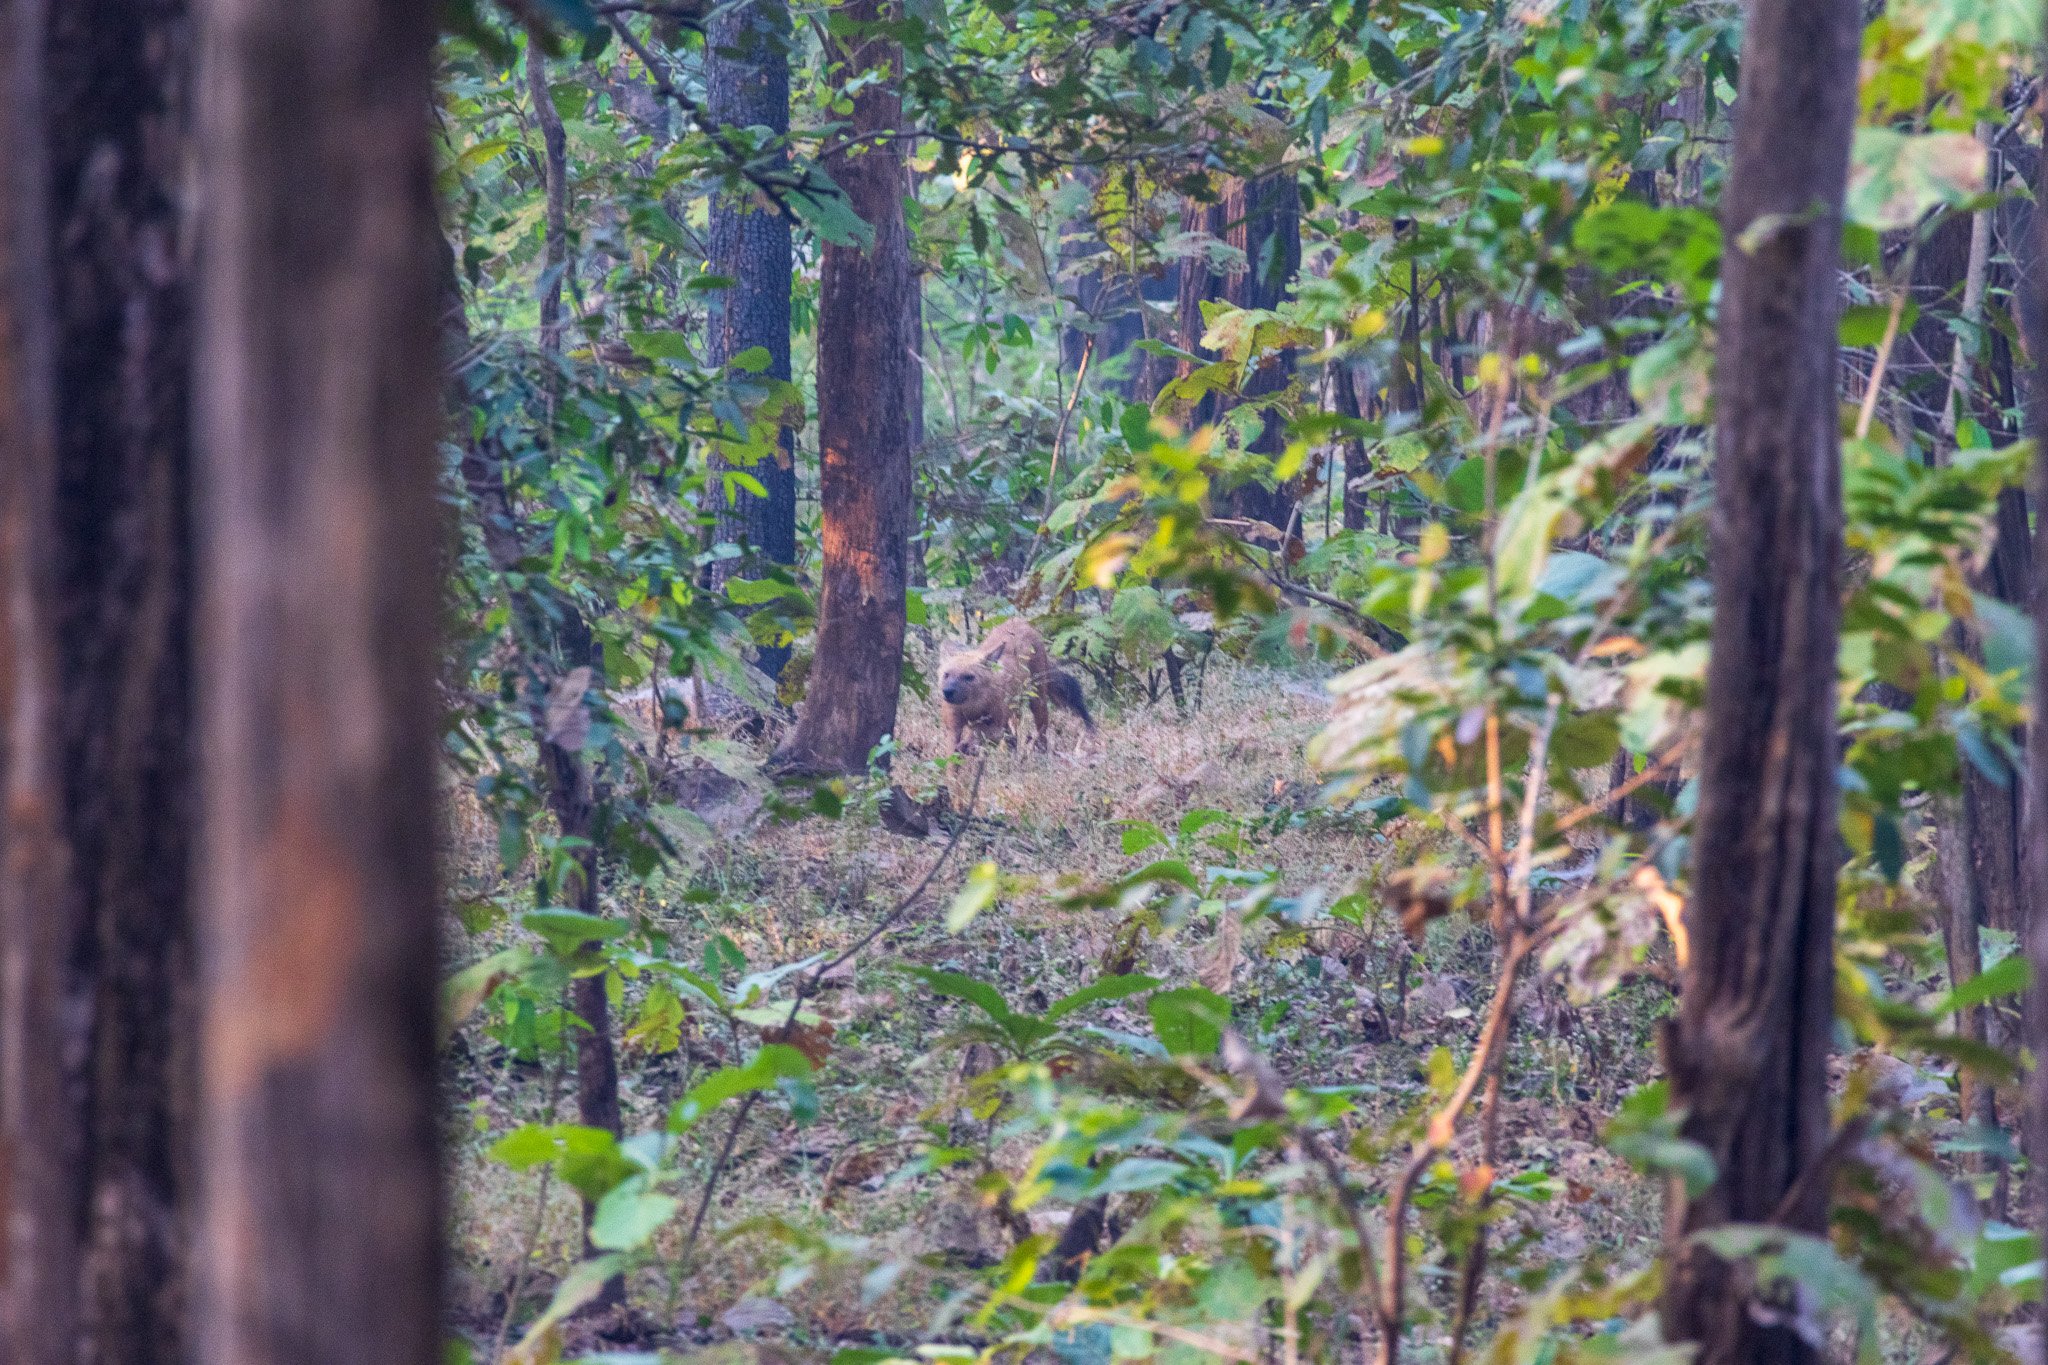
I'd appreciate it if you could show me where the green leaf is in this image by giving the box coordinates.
[508,1253,628,1358]
[1147,986,1228,1056]
[589,1178,681,1251]
[1120,821,1168,856]
[1847,128,1987,231]
[1932,953,2031,1017]
[522,909,628,957]
[1125,858,1200,889]
[907,967,1011,1023]
[946,861,1001,933]
[788,186,875,250]
[728,345,772,374]
[1046,974,1162,1022]
[670,1044,814,1129]
[624,329,696,362]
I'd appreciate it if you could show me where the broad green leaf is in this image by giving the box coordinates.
[669,1044,814,1130]
[522,909,627,957]
[1847,128,1986,231]
[589,1178,681,1251]
[1932,953,2031,1017]
[1046,974,1162,1022]
[1147,986,1228,1056]
[907,967,1011,1023]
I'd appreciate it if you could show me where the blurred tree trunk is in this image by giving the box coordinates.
[2024,90,2048,1256]
[1924,142,2023,1212]
[191,0,443,1359]
[705,0,799,678]
[1175,164,1301,532]
[771,0,913,777]
[1660,2,1859,1363]
[0,2,196,1358]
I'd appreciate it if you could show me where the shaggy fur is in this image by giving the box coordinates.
[939,619,1094,753]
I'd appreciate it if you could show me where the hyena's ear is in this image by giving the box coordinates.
[984,642,1008,666]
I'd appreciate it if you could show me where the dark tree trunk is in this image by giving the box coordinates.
[527,40,569,361]
[446,252,623,1302]
[0,2,196,1358]
[1174,167,1301,531]
[770,0,913,777]
[1331,360,1371,531]
[2026,95,2048,1298]
[705,0,799,678]
[191,0,443,1359]
[521,44,625,1223]
[907,257,930,591]
[1659,3,1859,1363]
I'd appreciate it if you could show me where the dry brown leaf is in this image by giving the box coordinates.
[1197,912,1242,994]
[1388,865,1455,943]
[758,1018,835,1066]
[1220,1029,1287,1122]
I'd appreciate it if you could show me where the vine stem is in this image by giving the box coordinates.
[669,761,987,1285]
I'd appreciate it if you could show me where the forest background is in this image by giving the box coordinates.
[13,1,2048,1364]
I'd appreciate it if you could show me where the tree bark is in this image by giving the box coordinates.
[527,39,569,363]
[191,0,443,1360]
[0,2,196,1358]
[443,240,623,1306]
[1174,166,1301,530]
[2027,87,2048,1319]
[770,0,914,777]
[1659,3,1859,1362]
[705,0,799,678]
[1331,359,1371,531]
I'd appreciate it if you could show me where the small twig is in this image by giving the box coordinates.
[492,1040,568,1362]
[1553,736,1693,832]
[1033,334,1096,544]
[1259,572,1399,656]
[1050,1307,1262,1363]
[1854,241,1918,442]
[1299,1130,1393,1348]
[605,16,839,221]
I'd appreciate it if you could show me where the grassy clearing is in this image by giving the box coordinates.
[442,656,1671,1359]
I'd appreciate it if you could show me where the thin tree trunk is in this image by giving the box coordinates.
[509,45,631,1298]
[1173,164,1301,531]
[192,0,442,1359]
[1331,359,1371,531]
[1928,129,2012,1210]
[1660,2,1860,1362]
[770,0,914,777]
[444,242,622,1304]
[528,38,569,363]
[0,2,195,1358]
[705,0,799,678]
[2026,71,2048,1312]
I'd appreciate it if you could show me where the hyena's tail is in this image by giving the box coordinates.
[1047,669,1095,731]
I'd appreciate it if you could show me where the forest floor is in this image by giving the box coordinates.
[441,652,1685,1362]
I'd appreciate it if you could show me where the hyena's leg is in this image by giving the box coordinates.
[1029,690,1051,751]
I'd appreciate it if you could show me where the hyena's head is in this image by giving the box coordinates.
[939,640,1009,706]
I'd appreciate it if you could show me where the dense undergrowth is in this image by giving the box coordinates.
[443,657,1685,1362]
